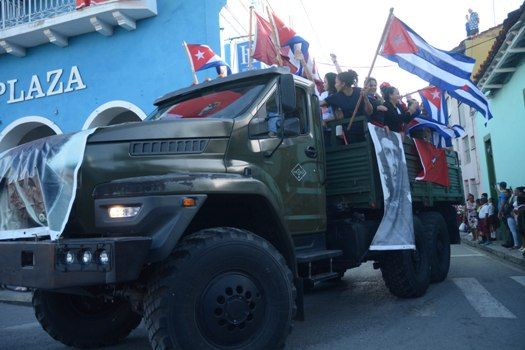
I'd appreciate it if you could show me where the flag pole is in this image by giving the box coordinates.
[267,7,284,66]
[347,7,395,131]
[182,40,199,85]
[248,4,254,70]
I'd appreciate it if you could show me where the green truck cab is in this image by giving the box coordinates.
[0,68,463,350]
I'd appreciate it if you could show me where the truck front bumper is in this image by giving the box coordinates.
[0,237,151,290]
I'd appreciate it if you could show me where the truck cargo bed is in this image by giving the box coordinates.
[324,117,463,210]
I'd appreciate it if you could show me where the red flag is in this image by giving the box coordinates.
[414,139,450,187]
[76,0,111,9]
[253,12,280,66]
[167,91,242,118]
[271,12,296,46]
[381,16,419,55]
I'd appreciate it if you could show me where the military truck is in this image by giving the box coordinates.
[0,68,463,350]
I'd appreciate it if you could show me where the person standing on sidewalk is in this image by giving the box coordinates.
[466,194,479,242]
[478,197,491,245]
[497,182,515,248]
[504,188,521,250]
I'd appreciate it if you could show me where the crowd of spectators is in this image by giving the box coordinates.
[462,181,525,258]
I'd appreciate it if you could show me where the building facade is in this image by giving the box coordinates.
[474,5,525,197]
[447,98,483,198]
[0,0,226,152]
[448,26,502,199]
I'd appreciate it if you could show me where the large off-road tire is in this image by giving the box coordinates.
[143,227,295,350]
[33,290,142,348]
[379,218,431,298]
[418,211,451,283]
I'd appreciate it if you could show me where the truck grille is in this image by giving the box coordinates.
[129,139,209,156]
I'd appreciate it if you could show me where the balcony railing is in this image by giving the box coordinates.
[1,0,77,29]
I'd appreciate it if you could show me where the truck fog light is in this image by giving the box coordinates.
[108,205,140,219]
[80,250,92,265]
[97,250,110,265]
[65,251,75,265]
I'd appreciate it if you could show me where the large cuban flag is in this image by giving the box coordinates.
[380,16,494,125]
[408,86,465,147]
[186,43,231,76]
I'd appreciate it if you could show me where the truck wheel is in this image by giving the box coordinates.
[379,218,430,298]
[33,290,142,348]
[418,212,450,283]
[143,227,295,350]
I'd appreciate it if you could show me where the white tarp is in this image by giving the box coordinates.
[368,124,415,250]
[0,129,95,241]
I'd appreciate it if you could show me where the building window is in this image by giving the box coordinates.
[469,179,478,198]
[470,136,476,150]
[464,180,470,196]
[462,137,471,164]
[459,108,466,127]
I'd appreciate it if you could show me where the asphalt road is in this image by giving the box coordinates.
[0,244,524,350]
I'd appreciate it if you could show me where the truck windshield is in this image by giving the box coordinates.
[147,82,266,120]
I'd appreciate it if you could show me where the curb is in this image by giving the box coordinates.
[0,290,32,306]
[461,238,525,270]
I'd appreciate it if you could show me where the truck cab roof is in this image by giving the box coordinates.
[154,67,312,107]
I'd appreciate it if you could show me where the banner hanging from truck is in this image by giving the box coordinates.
[368,124,415,250]
[0,130,95,241]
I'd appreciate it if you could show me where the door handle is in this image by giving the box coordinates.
[305,146,318,158]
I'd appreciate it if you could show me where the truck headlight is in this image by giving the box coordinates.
[65,251,75,265]
[80,249,92,265]
[97,250,110,265]
[107,205,141,219]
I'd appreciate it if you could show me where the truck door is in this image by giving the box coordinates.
[256,82,326,235]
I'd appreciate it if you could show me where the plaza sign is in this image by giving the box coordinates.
[0,66,86,104]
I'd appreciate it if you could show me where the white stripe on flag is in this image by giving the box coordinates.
[453,278,516,318]
[453,88,490,117]
[408,32,475,73]
[396,53,470,88]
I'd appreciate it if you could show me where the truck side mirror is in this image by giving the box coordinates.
[279,74,296,114]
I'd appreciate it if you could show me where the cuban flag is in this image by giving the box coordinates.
[420,86,449,124]
[380,16,494,125]
[271,13,311,76]
[407,117,465,148]
[186,43,231,76]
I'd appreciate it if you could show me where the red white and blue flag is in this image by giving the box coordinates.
[380,16,493,125]
[407,117,465,148]
[186,43,231,76]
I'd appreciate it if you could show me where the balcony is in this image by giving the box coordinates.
[0,0,157,57]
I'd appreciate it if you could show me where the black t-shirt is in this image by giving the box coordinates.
[324,88,366,118]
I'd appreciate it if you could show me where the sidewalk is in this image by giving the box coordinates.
[461,232,525,269]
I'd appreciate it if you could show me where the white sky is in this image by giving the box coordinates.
[224,0,523,95]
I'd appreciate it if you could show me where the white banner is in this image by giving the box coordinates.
[368,124,415,250]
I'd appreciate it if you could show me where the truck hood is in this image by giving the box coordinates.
[88,119,234,143]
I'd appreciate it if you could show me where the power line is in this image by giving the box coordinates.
[316,61,397,69]
[220,13,244,37]
[223,4,249,34]
[297,0,325,53]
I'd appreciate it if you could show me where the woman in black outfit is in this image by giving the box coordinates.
[379,85,419,133]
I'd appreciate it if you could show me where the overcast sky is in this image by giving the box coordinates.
[235,0,523,95]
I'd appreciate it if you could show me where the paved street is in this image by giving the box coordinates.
[0,244,524,350]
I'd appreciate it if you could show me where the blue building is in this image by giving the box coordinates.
[0,0,226,152]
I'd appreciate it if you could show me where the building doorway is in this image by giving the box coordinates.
[0,117,62,153]
[484,135,497,199]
